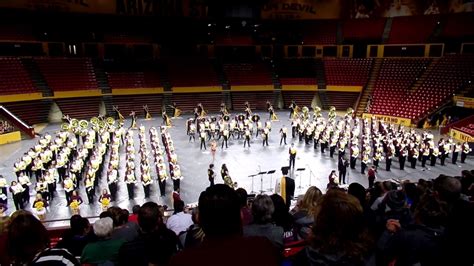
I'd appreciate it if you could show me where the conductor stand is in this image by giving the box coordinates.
[307,165,315,187]
[248,174,257,194]
[266,170,276,192]
[296,168,305,189]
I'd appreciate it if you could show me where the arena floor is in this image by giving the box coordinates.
[0,110,472,227]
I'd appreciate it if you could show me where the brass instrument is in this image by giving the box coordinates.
[70,118,79,128]
[61,123,70,131]
[98,119,106,129]
[106,117,115,126]
[79,120,89,129]
[223,114,230,122]
[251,114,260,122]
[90,117,99,126]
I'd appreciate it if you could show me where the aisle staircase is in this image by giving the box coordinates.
[356,58,383,116]
[21,58,52,97]
[92,59,111,94]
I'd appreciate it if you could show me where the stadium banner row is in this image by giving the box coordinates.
[0,131,21,145]
[261,0,473,19]
[454,96,474,109]
[0,0,471,18]
[450,128,474,142]
[362,113,412,127]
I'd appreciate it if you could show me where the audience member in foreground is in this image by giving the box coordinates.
[169,184,280,266]
[81,217,125,264]
[7,210,79,265]
[118,202,178,266]
[243,194,284,249]
[55,214,95,257]
[292,189,374,266]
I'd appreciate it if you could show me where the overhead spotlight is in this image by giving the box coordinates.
[254,30,257,32]
[301,41,304,45]
[254,24,260,28]
[469,80,471,84]
[208,23,212,27]
[208,32,211,35]
[242,20,247,27]
[437,21,440,24]
[225,25,230,29]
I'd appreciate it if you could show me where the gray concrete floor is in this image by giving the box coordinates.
[0,111,472,227]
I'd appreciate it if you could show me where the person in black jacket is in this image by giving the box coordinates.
[338,156,349,185]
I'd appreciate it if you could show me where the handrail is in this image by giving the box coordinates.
[0,105,35,138]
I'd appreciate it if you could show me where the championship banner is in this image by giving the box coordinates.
[362,113,412,127]
[261,0,345,19]
[450,128,474,142]
[454,96,474,109]
[0,0,208,17]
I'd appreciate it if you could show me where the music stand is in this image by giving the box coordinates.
[266,170,276,192]
[296,168,305,189]
[248,174,257,194]
[258,171,267,193]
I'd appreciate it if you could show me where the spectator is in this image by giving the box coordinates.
[108,207,139,242]
[292,186,322,240]
[370,181,393,211]
[377,193,447,266]
[118,202,178,266]
[270,194,294,241]
[180,207,205,249]
[129,204,140,223]
[7,210,79,265]
[169,184,279,266]
[236,188,253,225]
[291,190,373,265]
[166,200,193,235]
[402,181,420,212]
[56,215,95,257]
[373,190,412,235]
[243,194,284,249]
[81,217,125,264]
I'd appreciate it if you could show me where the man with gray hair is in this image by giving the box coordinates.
[81,217,125,264]
[243,194,284,249]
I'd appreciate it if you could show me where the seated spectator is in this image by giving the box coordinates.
[118,202,178,266]
[292,186,322,240]
[291,190,373,265]
[108,207,139,242]
[129,204,140,223]
[169,184,280,266]
[179,207,205,249]
[81,217,125,264]
[243,194,284,249]
[270,194,294,242]
[402,181,420,212]
[374,190,413,235]
[370,181,394,211]
[7,210,79,265]
[167,199,193,235]
[56,215,95,257]
[377,192,447,266]
[236,188,253,225]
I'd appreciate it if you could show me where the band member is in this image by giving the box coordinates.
[221,164,235,188]
[107,168,118,201]
[112,106,125,125]
[291,119,297,138]
[63,175,75,206]
[280,125,287,145]
[461,142,471,163]
[275,167,295,208]
[188,121,196,142]
[338,156,349,185]
[170,102,181,118]
[289,143,297,169]
[262,128,269,146]
[386,146,393,171]
[373,150,382,169]
[36,177,49,202]
[129,111,137,129]
[157,163,167,196]
[220,103,229,116]
[125,168,136,200]
[430,147,439,167]
[142,169,153,199]
[329,136,337,158]
[210,140,217,162]
[244,102,252,118]
[98,189,111,210]
[361,152,370,175]
[162,110,172,127]
[399,147,408,170]
[208,164,216,187]
[350,144,359,169]
[32,194,48,220]
[368,166,376,189]
[143,105,152,120]
[85,176,95,204]
[197,103,207,117]
[244,128,251,148]
[411,146,419,169]
[267,101,278,121]
[289,100,296,119]
[171,164,183,191]
[222,128,229,149]
[421,145,430,168]
[10,181,24,210]
[200,130,207,150]
[452,142,461,164]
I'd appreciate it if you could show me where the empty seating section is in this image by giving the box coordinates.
[282,92,314,108]
[301,21,337,45]
[342,18,385,42]
[0,24,35,41]
[0,57,37,94]
[440,14,474,39]
[224,62,273,86]
[324,59,372,86]
[276,59,317,85]
[231,92,274,111]
[103,32,152,43]
[112,95,163,117]
[326,92,359,110]
[55,97,101,119]
[215,34,254,46]
[370,58,430,116]
[36,58,98,91]
[167,58,219,87]
[171,93,222,113]
[2,100,51,125]
[397,55,474,120]
[387,16,438,44]
[107,72,161,89]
